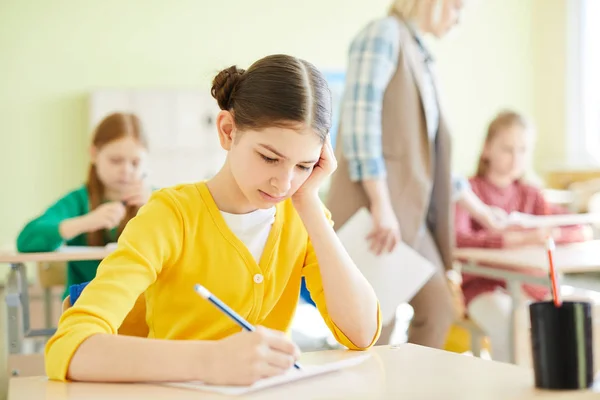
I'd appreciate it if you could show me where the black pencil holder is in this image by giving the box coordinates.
[529,300,594,390]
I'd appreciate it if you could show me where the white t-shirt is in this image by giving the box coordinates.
[219,207,276,263]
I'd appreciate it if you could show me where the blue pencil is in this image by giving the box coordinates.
[194,284,302,370]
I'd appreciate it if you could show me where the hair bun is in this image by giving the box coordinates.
[211,66,245,110]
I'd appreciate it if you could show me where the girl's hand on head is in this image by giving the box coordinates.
[202,326,301,386]
[82,202,126,232]
[121,179,152,207]
[292,137,337,207]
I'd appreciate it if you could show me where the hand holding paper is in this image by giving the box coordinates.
[367,200,402,255]
[337,208,435,323]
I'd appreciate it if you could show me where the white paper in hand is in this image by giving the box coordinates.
[337,208,435,323]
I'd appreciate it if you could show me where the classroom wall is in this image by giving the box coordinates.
[531,0,569,171]
[0,0,569,247]
[430,0,536,176]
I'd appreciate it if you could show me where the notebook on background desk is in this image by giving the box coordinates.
[507,212,600,228]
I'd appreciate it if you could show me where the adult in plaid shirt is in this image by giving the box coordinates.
[326,0,472,348]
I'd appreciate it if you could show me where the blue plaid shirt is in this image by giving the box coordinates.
[341,16,400,182]
[340,16,467,198]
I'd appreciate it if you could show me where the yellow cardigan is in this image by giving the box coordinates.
[45,182,381,381]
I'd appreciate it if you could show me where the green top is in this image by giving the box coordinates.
[16,185,117,299]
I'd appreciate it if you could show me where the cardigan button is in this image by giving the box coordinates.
[253,274,264,284]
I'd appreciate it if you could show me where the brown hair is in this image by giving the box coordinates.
[210,54,332,141]
[476,110,531,178]
[87,112,148,246]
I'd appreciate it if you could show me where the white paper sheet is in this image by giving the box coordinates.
[337,208,435,323]
[507,212,600,228]
[56,245,108,253]
[161,354,370,395]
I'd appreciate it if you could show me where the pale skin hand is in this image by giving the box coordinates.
[489,207,510,226]
[82,202,127,231]
[359,179,401,255]
[291,137,337,204]
[203,327,300,385]
[292,138,379,348]
[67,327,299,384]
[59,202,126,240]
[456,189,509,232]
[502,227,560,247]
[368,196,402,255]
[121,179,152,207]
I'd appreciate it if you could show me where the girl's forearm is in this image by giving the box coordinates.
[59,216,90,240]
[67,333,214,382]
[295,197,379,348]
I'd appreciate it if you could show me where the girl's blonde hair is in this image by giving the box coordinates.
[475,110,537,181]
[389,0,438,19]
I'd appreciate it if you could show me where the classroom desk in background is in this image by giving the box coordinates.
[0,246,112,355]
[455,240,600,274]
[454,240,600,365]
[9,344,600,400]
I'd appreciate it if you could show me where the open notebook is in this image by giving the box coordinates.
[507,212,600,229]
[160,354,370,395]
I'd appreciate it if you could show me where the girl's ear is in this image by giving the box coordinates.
[482,141,492,160]
[89,146,98,163]
[216,110,237,150]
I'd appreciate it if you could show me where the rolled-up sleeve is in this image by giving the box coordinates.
[44,190,184,381]
[341,18,400,182]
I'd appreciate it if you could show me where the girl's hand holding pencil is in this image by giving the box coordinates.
[195,284,301,386]
[203,327,302,386]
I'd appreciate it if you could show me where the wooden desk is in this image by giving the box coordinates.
[545,168,600,190]
[454,240,600,274]
[0,247,112,355]
[0,247,111,264]
[454,240,600,364]
[8,345,600,399]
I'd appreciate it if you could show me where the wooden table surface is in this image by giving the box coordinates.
[0,246,113,264]
[8,344,600,399]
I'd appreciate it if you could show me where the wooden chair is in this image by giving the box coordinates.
[7,354,45,378]
[36,261,67,328]
[5,263,66,379]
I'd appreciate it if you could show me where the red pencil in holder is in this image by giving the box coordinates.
[545,237,562,307]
